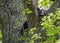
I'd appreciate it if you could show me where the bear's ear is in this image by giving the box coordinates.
[37,8,42,11]
[37,8,42,13]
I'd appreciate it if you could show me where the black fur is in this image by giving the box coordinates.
[23,21,28,29]
[37,8,46,17]
[20,21,28,34]
[20,8,46,34]
[37,8,43,17]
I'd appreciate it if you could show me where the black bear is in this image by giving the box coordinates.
[20,8,46,35]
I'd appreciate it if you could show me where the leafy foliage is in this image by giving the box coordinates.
[20,0,60,43]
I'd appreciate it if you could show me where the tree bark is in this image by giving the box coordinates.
[0,0,27,43]
[24,0,38,28]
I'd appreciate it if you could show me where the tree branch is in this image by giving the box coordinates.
[47,0,60,14]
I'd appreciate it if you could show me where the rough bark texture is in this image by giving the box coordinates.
[0,0,27,43]
[24,0,38,28]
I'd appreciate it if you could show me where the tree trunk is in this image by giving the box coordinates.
[0,0,27,43]
[24,0,38,28]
